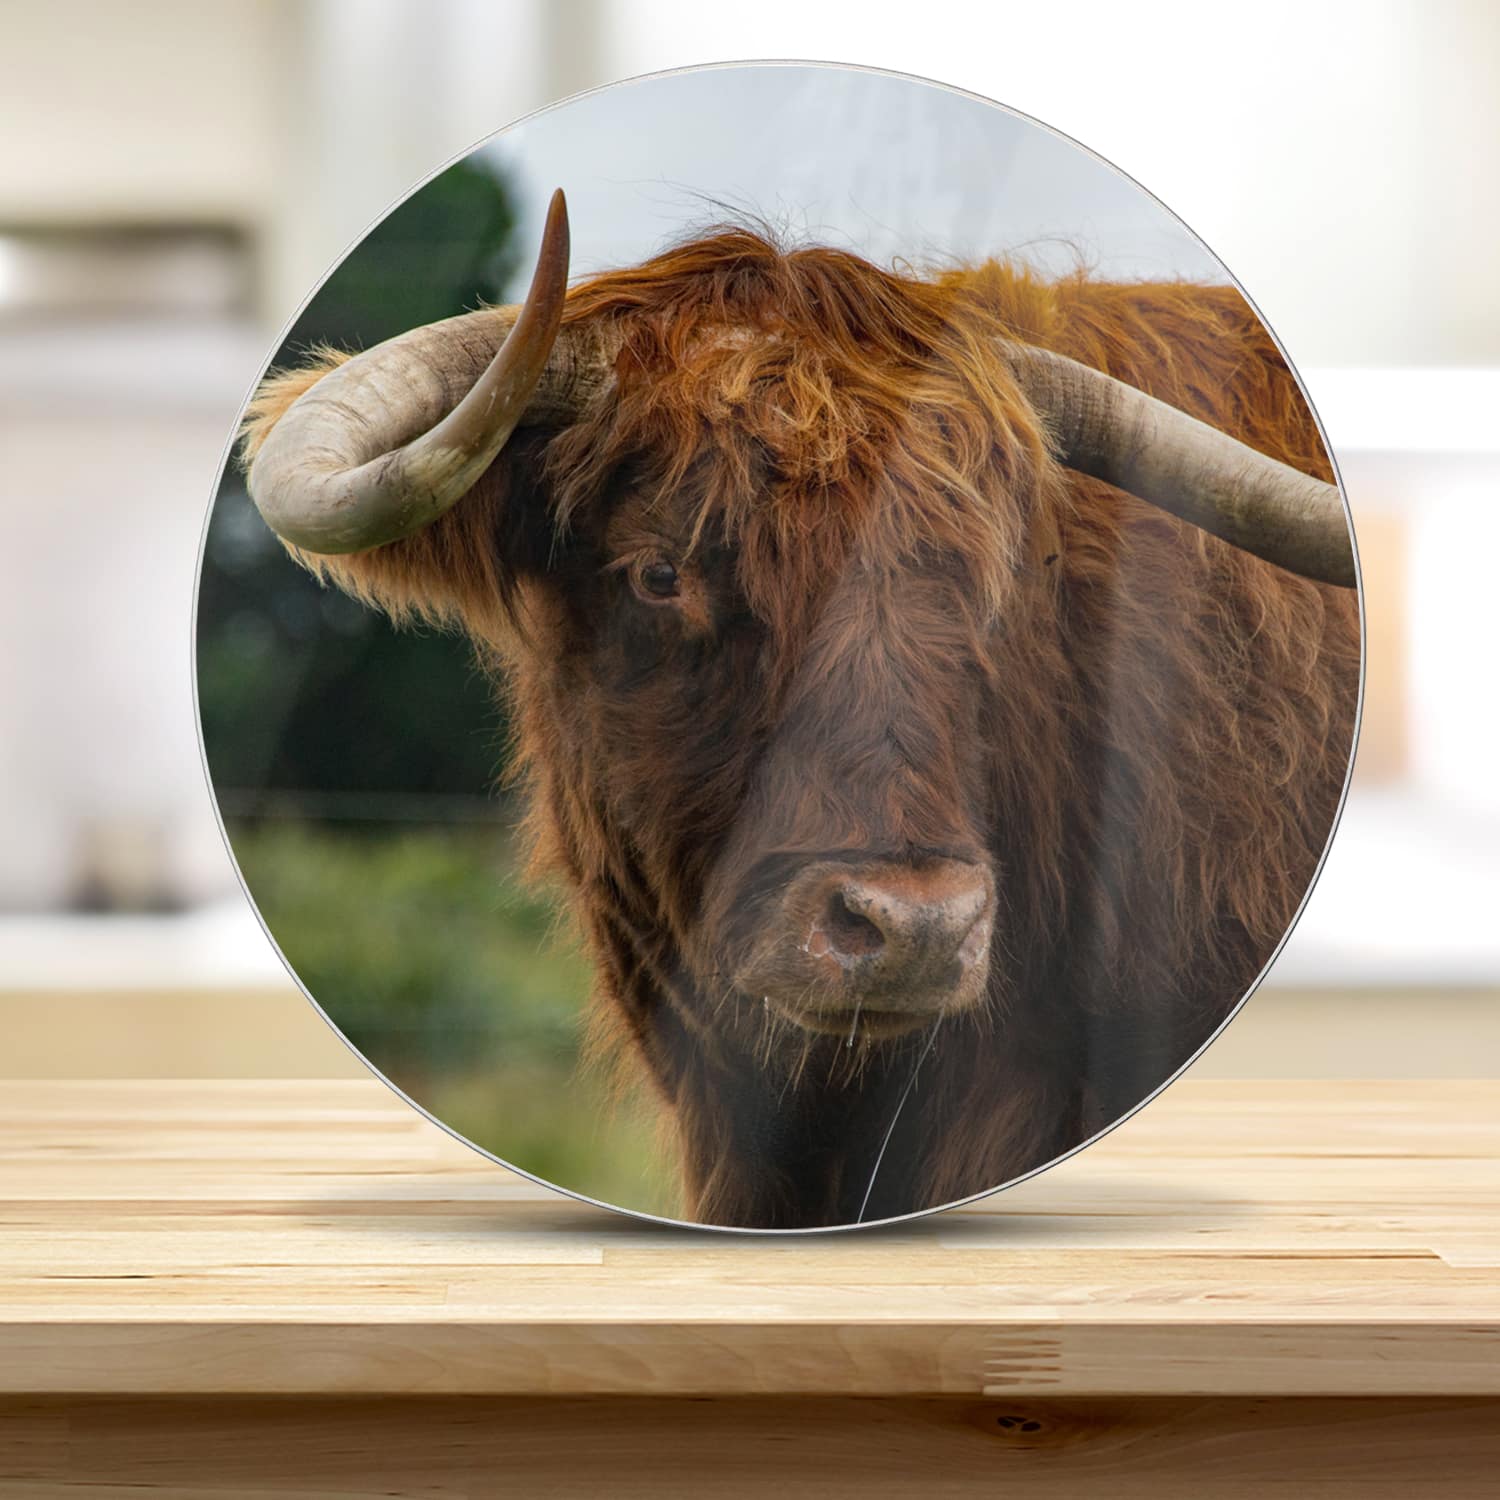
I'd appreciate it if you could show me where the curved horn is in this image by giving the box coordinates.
[1004,343,1355,588]
[248,189,610,555]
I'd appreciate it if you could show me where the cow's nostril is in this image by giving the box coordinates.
[832,862,993,978]
[755,856,996,1028]
[823,888,886,960]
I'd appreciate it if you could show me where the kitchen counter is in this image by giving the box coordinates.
[3,1077,1496,1495]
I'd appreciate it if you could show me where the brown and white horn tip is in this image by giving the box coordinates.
[246,188,590,556]
[1005,343,1356,589]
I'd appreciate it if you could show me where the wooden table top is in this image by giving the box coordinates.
[3,1078,1497,1399]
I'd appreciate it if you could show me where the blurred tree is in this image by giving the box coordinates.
[280,156,520,353]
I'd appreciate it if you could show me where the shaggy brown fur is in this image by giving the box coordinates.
[243,231,1360,1228]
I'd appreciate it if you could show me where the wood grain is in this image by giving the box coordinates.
[3,1397,1498,1498]
[2,1079,1497,1398]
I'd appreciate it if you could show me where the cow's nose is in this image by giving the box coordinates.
[734,855,996,1033]
[805,859,994,989]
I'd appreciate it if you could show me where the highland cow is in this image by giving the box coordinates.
[241,191,1359,1228]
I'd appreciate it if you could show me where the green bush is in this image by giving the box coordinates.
[230,818,676,1216]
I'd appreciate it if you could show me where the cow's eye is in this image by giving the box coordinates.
[634,559,681,601]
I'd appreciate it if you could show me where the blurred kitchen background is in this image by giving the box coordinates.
[3,0,1497,1177]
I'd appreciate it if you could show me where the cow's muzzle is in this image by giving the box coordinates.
[735,856,995,1037]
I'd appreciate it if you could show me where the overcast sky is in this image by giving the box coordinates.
[479,63,1228,300]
